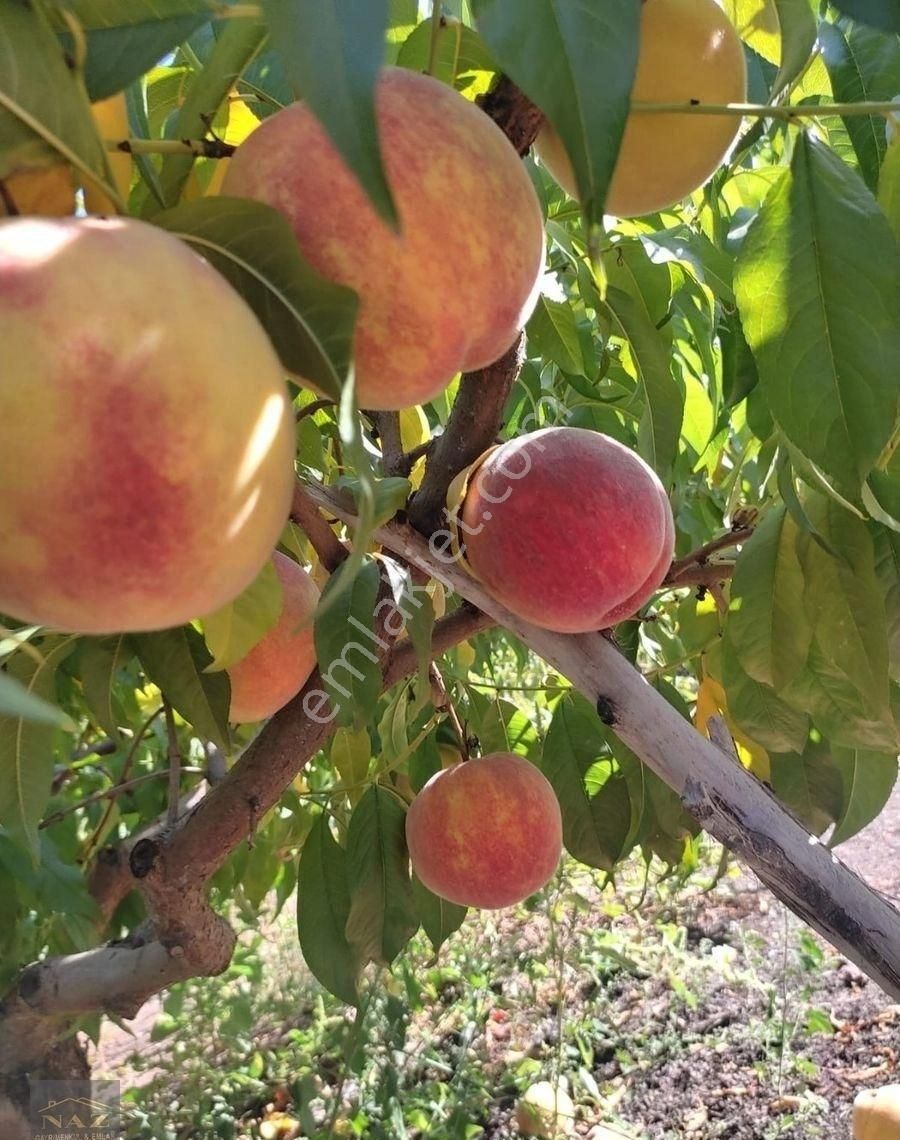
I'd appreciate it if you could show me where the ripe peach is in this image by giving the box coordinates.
[458,427,674,633]
[536,0,746,216]
[222,67,545,410]
[0,216,295,634]
[227,551,320,723]
[406,752,563,909]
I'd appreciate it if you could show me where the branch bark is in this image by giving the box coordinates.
[290,480,349,571]
[307,480,900,1000]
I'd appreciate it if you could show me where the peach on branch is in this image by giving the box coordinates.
[227,551,320,724]
[222,67,545,410]
[0,216,295,634]
[405,752,563,909]
[458,427,674,633]
[536,0,747,217]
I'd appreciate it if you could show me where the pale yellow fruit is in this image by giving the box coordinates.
[514,1082,576,1138]
[537,0,747,216]
[854,1085,900,1139]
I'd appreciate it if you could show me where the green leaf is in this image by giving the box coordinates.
[152,16,267,207]
[52,0,213,27]
[471,0,641,232]
[297,815,358,1005]
[336,476,411,529]
[330,726,371,807]
[0,637,77,856]
[820,17,900,192]
[75,18,208,102]
[604,286,683,484]
[830,0,900,34]
[772,0,817,92]
[829,746,898,846]
[395,17,495,84]
[725,506,812,689]
[412,874,466,955]
[78,635,132,737]
[872,522,900,679]
[878,139,900,239]
[769,740,843,836]
[261,0,397,225]
[377,554,434,707]
[0,671,71,728]
[345,785,416,966]
[132,626,231,751]
[735,135,900,500]
[201,558,283,673]
[793,494,893,741]
[721,634,810,753]
[0,0,115,197]
[526,294,586,377]
[541,695,631,870]
[314,557,383,729]
[154,198,358,397]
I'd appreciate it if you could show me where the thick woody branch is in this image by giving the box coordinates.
[477,75,545,156]
[407,332,525,534]
[306,482,900,1000]
[664,526,754,586]
[290,480,349,571]
[368,411,405,478]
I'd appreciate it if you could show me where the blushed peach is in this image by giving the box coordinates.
[406,752,563,909]
[0,216,295,634]
[459,427,674,633]
[222,67,545,410]
[227,552,320,723]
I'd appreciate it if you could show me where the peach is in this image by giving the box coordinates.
[222,67,545,410]
[0,216,295,634]
[406,752,563,909]
[458,427,674,633]
[536,0,746,217]
[227,551,320,723]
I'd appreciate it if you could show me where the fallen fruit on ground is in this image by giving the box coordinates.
[0,216,295,634]
[514,1081,576,1138]
[459,427,674,633]
[405,752,563,909]
[227,551,320,723]
[854,1085,900,1139]
[536,0,746,216]
[222,66,545,410]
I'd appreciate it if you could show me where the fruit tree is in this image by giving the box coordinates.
[0,0,898,1133]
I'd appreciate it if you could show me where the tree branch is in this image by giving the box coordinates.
[477,75,545,156]
[407,332,525,534]
[368,411,405,478]
[664,526,754,585]
[290,480,349,572]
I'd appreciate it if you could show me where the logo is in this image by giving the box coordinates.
[29,1081,120,1139]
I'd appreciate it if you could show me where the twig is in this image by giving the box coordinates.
[40,768,205,830]
[295,397,335,424]
[163,699,182,829]
[664,526,755,585]
[107,137,236,158]
[407,332,525,535]
[290,480,349,572]
[395,438,434,477]
[631,99,900,120]
[428,662,470,761]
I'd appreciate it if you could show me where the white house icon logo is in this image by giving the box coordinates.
[39,1097,112,1129]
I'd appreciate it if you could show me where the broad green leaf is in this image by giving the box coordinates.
[132,626,231,751]
[719,309,759,414]
[471,0,641,233]
[52,0,212,28]
[78,635,132,737]
[769,741,843,836]
[878,139,900,239]
[541,695,630,870]
[331,727,371,806]
[820,18,900,192]
[0,0,115,197]
[0,637,77,856]
[75,18,208,102]
[377,684,409,769]
[153,17,267,208]
[0,671,71,728]
[261,0,396,225]
[201,558,283,673]
[154,198,358,397]
[829,746,898,846]
[314,557,382,728]
[345,785,416,966]
[723,0,780,65]
[772,0,817,92]
[604,286,683,484]
[794,494,893,738]
[872,523,900,679]
[603,241,677,336]
[725,506,811,689]
[412,874,466,955]
[721,634,810,753]
[647,227,735,306]
[395,17,495,84]
[297,815,358,1005]
[735,135,900,500]
[387,0,419,61]
[830,0,900,33]
[526,295,587,377]
[336,477,411,529]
